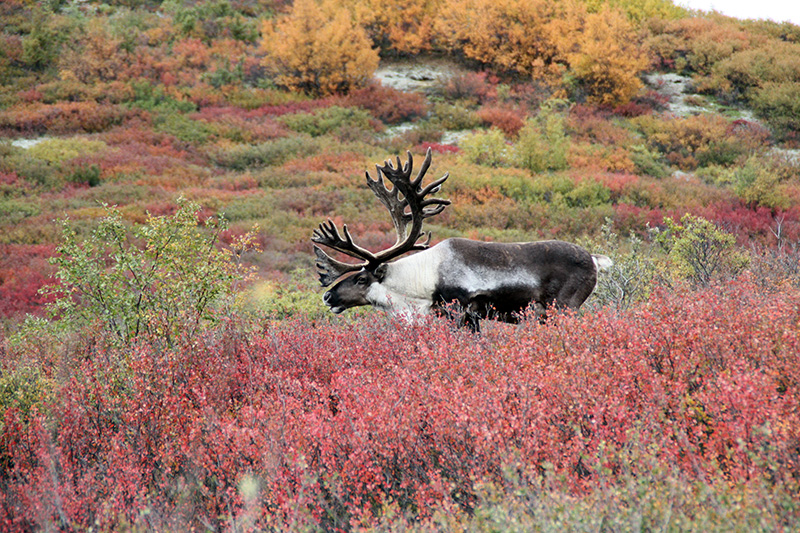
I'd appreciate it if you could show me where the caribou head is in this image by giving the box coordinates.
[313,148,450,314]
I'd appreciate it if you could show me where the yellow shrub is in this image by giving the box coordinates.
[260,0,379,96]
[435,0,578,83]
[566,7,650,106]
[352,0,441,54]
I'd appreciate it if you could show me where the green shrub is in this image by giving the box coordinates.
[409,441,798,532]
[431,101,482,131]
[659,214,749,287]
[26,137,107,163]
[379,120,444,152]
[751,82,800,140]
[564,179,611,208]
[36,78,93,104]
[225,87,304,110]
[246,270,331,320]
[514,104,570,173]
[66,163,101,187]
[582,219,659,312]
[278,106,375,137]
[0,198,41,226]
[38,198,258,346]
[1,151,54,187]
[0,363,51,437]
[130,80,197,113]
[635,112,761,171]
[709,41,800,101]
[21,13,64,70]
[732,156,796,210]
[153,113,215,144]
[210,136,320,170]
[460,128,511,167]
[629,144,668,178]
[220,191,278,222]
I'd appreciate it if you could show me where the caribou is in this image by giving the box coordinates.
[312,148,612,331]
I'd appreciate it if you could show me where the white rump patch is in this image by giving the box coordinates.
[592,254,614,271]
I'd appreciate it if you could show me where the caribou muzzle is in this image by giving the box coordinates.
[322,291,345,314]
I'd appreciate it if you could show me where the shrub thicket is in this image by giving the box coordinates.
[36,199,258,346]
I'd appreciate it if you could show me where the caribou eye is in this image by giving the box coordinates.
[355,275,368,286]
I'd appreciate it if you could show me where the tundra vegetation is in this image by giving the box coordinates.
[1,0,800,530]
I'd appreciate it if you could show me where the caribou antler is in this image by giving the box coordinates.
[368,148,450,263]
[311,148,450,286]
[313,244,362,287]
[312,219,377,264]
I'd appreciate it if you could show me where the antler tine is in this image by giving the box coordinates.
[366,164,412,245]
[411,148,431,189]
[312,149,451,285]
[372,147,450,263]
[313,245,363,287]
[312,218,377,263]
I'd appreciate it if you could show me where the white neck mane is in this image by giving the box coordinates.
[364,245,447,317]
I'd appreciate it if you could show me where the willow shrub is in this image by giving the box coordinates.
[31,198,258,347]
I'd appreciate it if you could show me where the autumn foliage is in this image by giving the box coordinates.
[2,280,799,530]
[260,0,380,95]
[436,0,649,106]
[2,0,800,529]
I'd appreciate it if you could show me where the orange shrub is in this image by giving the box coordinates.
[352,0,441,54]
[260,0,379,96]
[437,1,648,106]
[435,0,576,81]
[565,7,650,106]
[57,20,131,84]
[568,143,635,173]
[477,106,526,137]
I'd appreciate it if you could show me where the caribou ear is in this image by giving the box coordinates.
[314,245,361,287]
[374,263,388,281]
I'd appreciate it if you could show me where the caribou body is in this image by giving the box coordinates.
[313,149,612,331]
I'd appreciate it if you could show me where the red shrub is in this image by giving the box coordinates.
[191,107,289,142]
[418,142,460,154]
[2,280,799,529]
[695,201,798,244]
[0,102,135,135]
[613,91,670,117]
[568,104,634,145]
[612,202,664,234]
[477,106,526,137]
[254,98,336,117]
[0,244,56,318]
[0,171,23,187]
[441,71,494,103]
[341,83,428,124]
